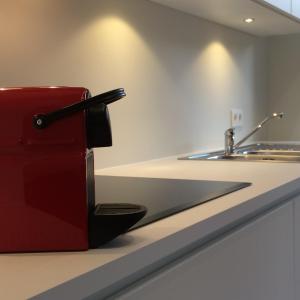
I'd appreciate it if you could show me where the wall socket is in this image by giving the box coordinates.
[231,109,243,128]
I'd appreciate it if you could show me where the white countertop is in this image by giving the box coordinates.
[3,154,300,299]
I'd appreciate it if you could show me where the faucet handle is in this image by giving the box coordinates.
[225,127,235,137]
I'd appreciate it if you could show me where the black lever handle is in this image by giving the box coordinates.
[33,88,126,129]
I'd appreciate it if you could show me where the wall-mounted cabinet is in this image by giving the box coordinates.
[292,0,300,18]
[263,0,292,13]
[150,0,300,36]
[256,0,300,20]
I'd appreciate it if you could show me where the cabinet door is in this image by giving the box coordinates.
[114,203,294,300]
[294,196,300,300]
[263,0,292,12]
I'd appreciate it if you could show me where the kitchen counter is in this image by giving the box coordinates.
[2,155,300,299]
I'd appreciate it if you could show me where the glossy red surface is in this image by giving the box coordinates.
[0,87,89,252]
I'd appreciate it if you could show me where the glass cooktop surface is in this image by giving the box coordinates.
[95,176,251,230]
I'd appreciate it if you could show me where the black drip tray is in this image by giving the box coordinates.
[95,176,251,230]
[89,203,147,248]
[94,203,146,215]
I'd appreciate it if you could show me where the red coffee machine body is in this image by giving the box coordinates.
[0,86,143,252]
[0,87,89,252]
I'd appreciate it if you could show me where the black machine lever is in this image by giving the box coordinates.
[33,88,126,129]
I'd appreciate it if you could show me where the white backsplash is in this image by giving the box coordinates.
[0,0,268,168]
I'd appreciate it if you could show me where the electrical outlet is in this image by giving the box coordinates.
[231,109,243,128]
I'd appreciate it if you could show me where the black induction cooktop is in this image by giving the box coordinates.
[95,176,251,230]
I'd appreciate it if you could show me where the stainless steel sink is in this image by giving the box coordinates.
[179,143,300,163]
[237,143,300,153]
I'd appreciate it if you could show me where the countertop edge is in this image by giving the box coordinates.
[31,176,300,300]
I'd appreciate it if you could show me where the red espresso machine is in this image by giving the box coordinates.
[0,87,146,253]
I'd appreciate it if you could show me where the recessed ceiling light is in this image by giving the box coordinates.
[244,18,255,23]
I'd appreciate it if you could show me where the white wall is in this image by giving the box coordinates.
[267,33,300,141]
[0,0,268,169]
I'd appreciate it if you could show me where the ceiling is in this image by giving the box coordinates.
[149,0,300,36]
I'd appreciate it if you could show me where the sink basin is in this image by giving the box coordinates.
[179,143,300,163]
[237,143,300,154]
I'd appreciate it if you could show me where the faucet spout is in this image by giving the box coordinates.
[224,112,284,155]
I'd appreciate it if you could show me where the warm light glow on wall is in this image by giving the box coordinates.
[94,16,137,44]
[88,15,150,59]
[84,15,161,83]
[197,41,237,101]
[202,41,233,70]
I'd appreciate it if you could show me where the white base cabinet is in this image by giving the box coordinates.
[294,196,300,300]
[112,202,294,300]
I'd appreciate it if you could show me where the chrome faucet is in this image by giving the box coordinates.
[224,112,284,156]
